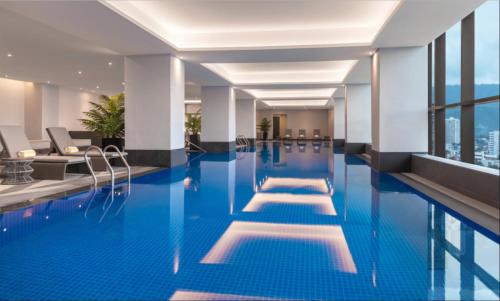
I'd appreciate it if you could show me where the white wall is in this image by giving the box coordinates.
[125,54,185,150]
[334,98,345,140]
[0,78,25,127]
[41,85,59,139]
[372,47,428,152]
[345,84,371,143]
[58,88,99,131]
[256,109,329,139]
[235,99,256,139]
[201,86,236,142]
[328,109,334,138]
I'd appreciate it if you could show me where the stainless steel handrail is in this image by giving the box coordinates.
[84,145,115,189]
[186,139,207,152]
[103,145,131,192]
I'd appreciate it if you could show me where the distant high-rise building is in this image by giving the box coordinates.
[488,130,499,157]
[446,117,460,144]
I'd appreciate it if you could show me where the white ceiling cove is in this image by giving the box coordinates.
[102,0,400,50]
[0,0,486,108]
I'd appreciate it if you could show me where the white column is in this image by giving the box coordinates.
[371,47,428,171]
[334,97,345,146]
[345,84,371,154]
[124,54,185,167]
[328,108,334,139]
[24,83,59,140]
[201,86,236,152]
[235,99,256,146]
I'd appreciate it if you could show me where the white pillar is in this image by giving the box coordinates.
[334,97,345,146]
[24,83,59,140]
[371,47,428,171]
[201,86,236,152]
[328,108,334,139]
[124,54,185,167]
[235,99,256,146]
[345,84,371,154]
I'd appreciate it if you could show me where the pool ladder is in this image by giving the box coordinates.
[236,135,250,148]
[84,145,131,190]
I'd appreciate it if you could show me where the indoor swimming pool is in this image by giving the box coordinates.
[0,142,498,300]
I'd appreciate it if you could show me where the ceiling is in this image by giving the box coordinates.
[0,0,485,109]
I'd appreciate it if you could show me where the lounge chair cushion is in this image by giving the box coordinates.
[33,155,85,163]
[46,127,78,155]
[0,126,34,158]
[17,149,36,158]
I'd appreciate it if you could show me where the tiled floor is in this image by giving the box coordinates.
[0,166,158,210]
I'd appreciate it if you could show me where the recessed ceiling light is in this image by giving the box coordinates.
[77,70,83,75]
[6,53,13,58]
[121,82,125,85]
[47,81,51,84]
[96,85,100,89]
[4,75,8,78]
[202,60,357,85]
[184,99,201,104]
[262,99,329,107]
[245,88,337,99]
[79,88,83,90]
[108,62,113,66]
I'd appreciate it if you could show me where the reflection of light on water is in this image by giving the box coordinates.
[183,177,192,188]
[260,177,329,193]
[173,249,179,274]
[170,290,280,300]
[23,208,33,218]
[243,193,336,215]
[202,221,357,273]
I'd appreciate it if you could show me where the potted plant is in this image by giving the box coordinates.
[258,117,271,140]
[79,93,125,150]
[185,113,201,148]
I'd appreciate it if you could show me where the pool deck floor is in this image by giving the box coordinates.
[0,166,159,212]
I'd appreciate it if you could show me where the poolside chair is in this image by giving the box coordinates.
[313,129,321,140]
[298,129,306,140]
[297,129,307,145]
[283,129,293,145]
[0,125,85,180]
[46,127,125,172]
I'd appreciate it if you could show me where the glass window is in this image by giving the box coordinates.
[432,41,435,105]
[475,0,500,99]
[446,22,461,104]
[475,102,500,169]
[445,108,461,160]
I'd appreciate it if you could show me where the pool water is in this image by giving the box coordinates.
[0,142,498,300]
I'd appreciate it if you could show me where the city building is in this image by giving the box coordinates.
[0,1,498,300]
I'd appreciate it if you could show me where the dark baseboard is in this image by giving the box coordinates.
[333,139,345,147]
[345,143,366,154]
[371,150,414,172]
[411,155,499,209]
[365,144,372,154]
[201,141,236,153]
[125,148,186,167]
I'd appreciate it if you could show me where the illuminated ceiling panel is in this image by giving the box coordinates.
[262,99,329,107]
[201,60,357,85]
[202,221,357,273]
[170,290,280,300]
[245,88,337,99]
[103,0,400,50]
[243,193,336,215]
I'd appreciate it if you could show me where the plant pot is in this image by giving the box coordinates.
[189,134,200,150]
[262,132,268,140]
[102,138,123,151]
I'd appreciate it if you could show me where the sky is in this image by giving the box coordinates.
[445,0,499,86]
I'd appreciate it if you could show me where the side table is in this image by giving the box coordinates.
[1,157,35,185]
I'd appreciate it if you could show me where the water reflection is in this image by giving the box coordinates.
[0,142,498,300]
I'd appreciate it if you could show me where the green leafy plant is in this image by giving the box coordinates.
[185,113,201,135]
[258,117,271,133]
[79,93,124,138]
